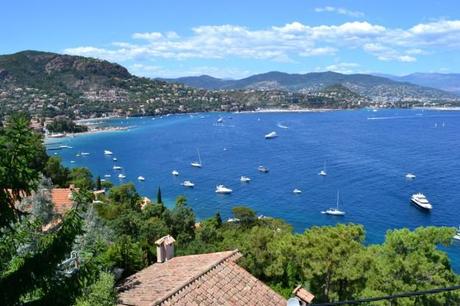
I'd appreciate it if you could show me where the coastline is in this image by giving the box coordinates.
[413,106,460,111]
[240,108,339,114]
[44,126,130,143]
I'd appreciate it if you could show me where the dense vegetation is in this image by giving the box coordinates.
[0,114,459,305]
[46,117,88,133]
[2,51,459,121]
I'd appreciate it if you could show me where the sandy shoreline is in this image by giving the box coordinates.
[45,126,130,143]
[240,108,339,113]
[413,106,460,111]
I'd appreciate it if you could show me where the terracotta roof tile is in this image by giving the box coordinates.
[117,250,286,306]
[293,285,315,304]
[51,188,77,214]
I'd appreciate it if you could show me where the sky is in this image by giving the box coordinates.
[2,0,460,78]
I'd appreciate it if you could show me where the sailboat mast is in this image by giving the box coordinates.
[197,149,202,165]
[336,190,340,209]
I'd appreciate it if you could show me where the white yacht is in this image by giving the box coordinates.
[293,188,302,194]
[258,165,269,173]
[322,191,345,216]
[265,131,278,139]
[104,174,111,178]
[319,162,327,176]
[411,193,432,210]
[137,176,145,181]
[70,160,75,164]
[113,157,118,161]
[118,174,126,179]
[49,133,65,138]
[240,176,251,183]
[104,150,113,155]
[81,152,90,156]
[113,165,123,170]
[453,227,460,241]
[191,149,202,168]
[182,180,195,188]
[217,117,224,123]
[216,185,232,194]
[405,173,416,179]
[172,170,180,176]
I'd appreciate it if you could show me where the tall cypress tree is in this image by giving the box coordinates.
[157,186,163,204]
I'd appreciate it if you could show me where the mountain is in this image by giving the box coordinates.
[0,51,248,117]
[161,71,459,101]
[376,73,460,95]
[0,51,458,120]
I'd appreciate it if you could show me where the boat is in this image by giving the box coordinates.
[81,152,90,156]
[104,174,111,178]
[411,193,432,210]
[137,176,145,181]
[405,173,416,179]
[76,153,81,157]
[265,131,278,139]
[113,157,117,161]
[318,162,327,176]
[293,188,302,194]
[191,149,202,168]
[217,117,224,123]
[322,191,346,216]
[182,180,195,188]
[59,145,73,149]
[277,123,288,129]
[258,166,269,173]
[104,150,113,155]
[240,176,251,183]
[48,133,65,138]
[113,165,123,170]
[215,185,232,194]
[172,170,180,176]
[118,174,126,179]
[70,160,75,163]
[454,227,460,241]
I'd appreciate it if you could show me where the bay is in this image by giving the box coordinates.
[47,108,460,270]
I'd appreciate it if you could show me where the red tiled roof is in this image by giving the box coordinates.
[51,188,77,215]
[293,285,315,304]
[117,250,286,306]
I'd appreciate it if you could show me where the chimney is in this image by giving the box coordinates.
[292,286,315,305]
[155,235,176,263]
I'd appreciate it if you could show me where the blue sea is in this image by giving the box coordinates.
[46,109,460,270]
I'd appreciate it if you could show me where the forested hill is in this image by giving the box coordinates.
[160,71,460,101]
[0,51,458,119]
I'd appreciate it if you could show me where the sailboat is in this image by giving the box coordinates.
[319,162,327,176]
[191,149,202,168]
[322,191,345,216]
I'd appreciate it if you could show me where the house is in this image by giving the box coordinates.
[117,236,289,306]
[50,184,78,215]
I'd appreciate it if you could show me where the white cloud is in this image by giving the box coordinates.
[64,19,460,66]
[314,6,364,18]
[363,43,416,62]
[325,62,360,74]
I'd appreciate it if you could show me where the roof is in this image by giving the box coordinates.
[117,250,286,306]
[293,285,315,304]
[51,188,77,215]
[155,235,175,246]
